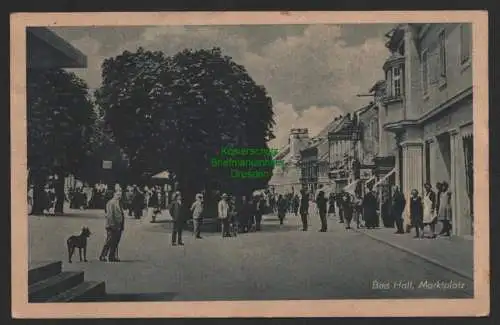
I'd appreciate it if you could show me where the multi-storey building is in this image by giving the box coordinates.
[269,128,310,194]
[327,114,361,193]
[380,23,473,236]
[299,117,343,193]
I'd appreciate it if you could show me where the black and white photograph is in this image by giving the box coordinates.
[11,11,489,318]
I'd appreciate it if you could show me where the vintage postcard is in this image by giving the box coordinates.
[11,11,489,318]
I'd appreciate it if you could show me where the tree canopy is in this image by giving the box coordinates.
[27,68,97,213]
[96,47,275,200]
[27,68,96,178]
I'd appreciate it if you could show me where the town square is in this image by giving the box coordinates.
[22,20,475,303]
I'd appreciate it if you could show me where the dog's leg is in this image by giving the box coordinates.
[78,248,83,261]
[83,246,88,262]
[68,246,74,263]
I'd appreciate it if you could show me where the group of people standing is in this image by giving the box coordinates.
[401,181,453,239]
[291,184,379,233]
[170,191,270,246]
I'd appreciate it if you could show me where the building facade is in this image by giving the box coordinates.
[328,114,361,193]
[269,128,310,194]
[381,23,473,236]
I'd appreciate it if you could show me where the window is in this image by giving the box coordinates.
[438,30,447,79]
[371,119,379,139]
[425,141,431,184]
[393,66,402,97]
[460,24,472,64]
[421,50,429,95]
[386,69,392,97]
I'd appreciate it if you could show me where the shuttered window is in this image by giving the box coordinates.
[421,50,429,95]
[438,30,447,79]
[460,24,472,64]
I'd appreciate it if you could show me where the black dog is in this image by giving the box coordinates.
[67,227,91,263]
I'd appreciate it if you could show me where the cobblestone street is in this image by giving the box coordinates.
[29,209,473,301]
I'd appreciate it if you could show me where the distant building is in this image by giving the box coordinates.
[300,117,344,194]
[381,23,473,236]
[327,114,361,193]
[269,128,310,194]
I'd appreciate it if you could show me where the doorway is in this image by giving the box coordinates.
[436,132,452,184]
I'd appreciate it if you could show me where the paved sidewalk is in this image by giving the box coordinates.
[349,224,473,280]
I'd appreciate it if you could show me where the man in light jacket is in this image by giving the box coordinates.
[99,189,124,262]
[218,193,230,237]
[191,193,204,239]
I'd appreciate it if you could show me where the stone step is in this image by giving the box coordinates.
[28,261,62,285]
[45,281,106,303]
[29,271,84,303]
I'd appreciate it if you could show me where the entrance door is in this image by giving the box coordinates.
[463,134,474,235]
[436,133,452,184]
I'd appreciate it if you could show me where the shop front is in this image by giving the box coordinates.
[421,93,473,237]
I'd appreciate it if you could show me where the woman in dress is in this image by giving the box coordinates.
[437,181,453,237]
[409,189,424,238]
[341,192,353,230]
[422,183,437,238]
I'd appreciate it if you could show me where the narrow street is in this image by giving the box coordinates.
[29,209,473,301]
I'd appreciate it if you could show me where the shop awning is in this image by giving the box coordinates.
[364,175,377,185]
[343,179,360,196]
[374,168,396,187]
[152,171,171,179]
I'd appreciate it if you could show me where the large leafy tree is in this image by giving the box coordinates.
[27,68,96,214]
[96,47,275,215]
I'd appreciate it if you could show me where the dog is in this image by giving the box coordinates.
[67,227,91,263]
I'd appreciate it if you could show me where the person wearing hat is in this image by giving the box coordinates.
[218,193,231,237]
[191,193,204,239]
[169,191,185,245]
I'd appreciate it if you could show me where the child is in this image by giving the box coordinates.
[409,189,424,238]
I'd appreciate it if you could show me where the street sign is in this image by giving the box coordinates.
[102,160,113,169]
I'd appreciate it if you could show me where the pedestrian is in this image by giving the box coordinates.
[132,186,144,219]
[316,190,328,232]
[255,194,266,231]
[422,183,437,238]
[336,192,344,223]
[99,189,124,262]
[409,189,424,238]
[239,196,251,232]
[169,191,185,246]
[191,193,204,239]
[353,193,363,229]
[299,188,309,231]
[342,192,353,230]
[148,186,159,223]
[437,181,453,237]
[362,184,378,229]
[327,192,336,219]
[391,185,406,234]
[292,194,300,216]
[218,193,231,237]
[277,194,287,225]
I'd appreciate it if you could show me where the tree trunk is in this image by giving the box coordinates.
[54,173,65,214]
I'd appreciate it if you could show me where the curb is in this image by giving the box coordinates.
[353,228,473,281]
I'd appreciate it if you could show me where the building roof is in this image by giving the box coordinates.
[274,144,290,160]
[27,27,87,69]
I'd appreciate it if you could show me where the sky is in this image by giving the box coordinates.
[51,24,394,149]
